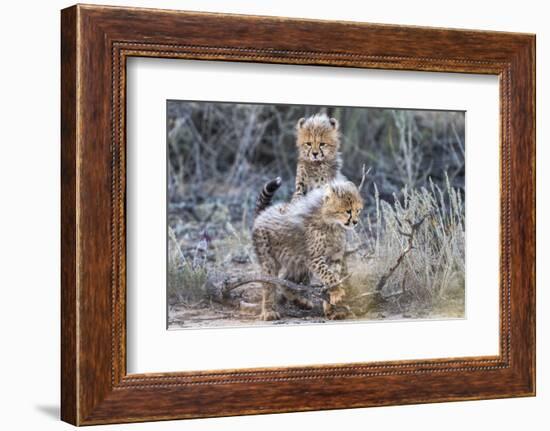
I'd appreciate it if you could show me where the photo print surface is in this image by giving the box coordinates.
[167,101,465,329]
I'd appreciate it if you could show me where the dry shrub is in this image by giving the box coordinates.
[167,227,209,305]
[347,173,465,316]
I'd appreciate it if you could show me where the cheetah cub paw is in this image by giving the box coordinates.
[323,302,349,320]
[292,296,314,310]
[328,286,346,305]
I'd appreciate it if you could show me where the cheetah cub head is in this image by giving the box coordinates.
[321,181,364,229]
[296,113,340,163]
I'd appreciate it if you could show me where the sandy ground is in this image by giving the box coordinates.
[167,281,465,329]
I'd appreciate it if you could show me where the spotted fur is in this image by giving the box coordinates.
[252,180,364,320]
[255,177,282,215]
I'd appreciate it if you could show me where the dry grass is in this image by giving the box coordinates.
[167,226,208,305]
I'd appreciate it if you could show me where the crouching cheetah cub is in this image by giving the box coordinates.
[292,113,345,202]
[253,178,364,321]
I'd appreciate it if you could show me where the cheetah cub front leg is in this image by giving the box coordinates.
[326,258,347,305]
[309,255,347,319]
[260,287,280,321]
[253,229,281,321]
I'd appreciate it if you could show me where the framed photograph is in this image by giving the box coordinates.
[61,4,535,425]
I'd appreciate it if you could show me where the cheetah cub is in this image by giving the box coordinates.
[253,179,364,321]
[292,113,345,202]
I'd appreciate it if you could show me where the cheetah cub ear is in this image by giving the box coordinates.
[296,117,306,129]
[329,117,339,130]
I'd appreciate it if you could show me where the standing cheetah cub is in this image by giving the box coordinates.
[253,179,364,321]
[292,113,345,202]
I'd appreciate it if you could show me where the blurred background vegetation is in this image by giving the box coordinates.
[167,101,465,328]
[168,101,464,206]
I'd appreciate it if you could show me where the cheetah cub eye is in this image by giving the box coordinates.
[344,207,361,228]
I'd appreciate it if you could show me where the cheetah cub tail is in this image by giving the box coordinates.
[255,177,282,216]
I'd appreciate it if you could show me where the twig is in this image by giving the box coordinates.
[358,164,372,191]
[375,213,429,292]
[351,289,406,301]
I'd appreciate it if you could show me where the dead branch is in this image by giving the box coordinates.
[225,275,326,298]
[205,274,352,308]
[351,288,407,301]
[375,213,429,292]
